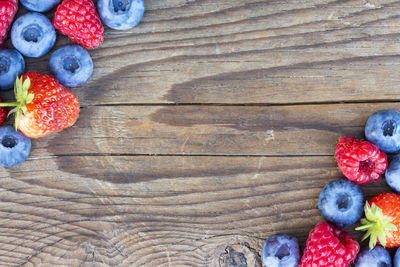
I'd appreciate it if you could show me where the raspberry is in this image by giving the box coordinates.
[335,136,388,184]
[53,0,104,49]
[300,222,359,267]
[0,97,7,126]
[0,0,18,46]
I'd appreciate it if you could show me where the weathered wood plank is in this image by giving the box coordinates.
[2,0,400,105]
[22,103,400,158]
[0,155,389,266]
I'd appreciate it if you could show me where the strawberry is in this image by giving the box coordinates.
[356,193,400,249]
[53,0,104,49]
[0,72,80,138]
[335,136,388,184]
[0,0,18,46]
[300,222,359,266]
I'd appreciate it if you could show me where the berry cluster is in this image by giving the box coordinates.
[262,110,400,267]
[0,0,145,167]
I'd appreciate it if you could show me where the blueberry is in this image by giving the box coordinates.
[385,154,400,193]
[0,48,25,90]
[20,0,61,12]
[318,179,365,226]
[394,247,400,267]
[98,0,145,30]
[49,45,93,87]
[0,126,31,167]
[262,234,300,267]
[11,12,56,58]
[365,110,400,153]
[355,246,392,267]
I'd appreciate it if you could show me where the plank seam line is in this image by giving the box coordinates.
[81,99,400,108]
[28,154,333,160]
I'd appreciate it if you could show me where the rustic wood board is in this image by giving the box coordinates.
[2,0,400,266]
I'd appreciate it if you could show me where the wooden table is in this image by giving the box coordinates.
[2,0,399,266]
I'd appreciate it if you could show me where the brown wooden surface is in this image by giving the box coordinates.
[3,0,400,266]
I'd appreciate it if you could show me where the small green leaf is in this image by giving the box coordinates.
[26,93,34,104]
[22,77,30,92]
[14,110,20,130]
[378,231,387,247]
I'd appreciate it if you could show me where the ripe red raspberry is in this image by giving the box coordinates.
[335,136,387,184]
[300,222,359,267]
[0,0,18,46]
[0,97,7,126]
[53,0,104,49]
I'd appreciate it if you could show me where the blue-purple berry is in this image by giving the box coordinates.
[386,154,400,193]
[262,234,300,267]
[11,12,56,58]
[318,179,365,226]
[98,0,145,30]
[0,48,25,90]
[355,246,392,267]
[0,126,31,167]
[20,0,61,12]
[365,110,400,153]
[49,45,93,87]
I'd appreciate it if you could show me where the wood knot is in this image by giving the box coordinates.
[219,242,262,267]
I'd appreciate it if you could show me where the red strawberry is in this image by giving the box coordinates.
[0,0,18,46]
[0,72,80,138]
[357,193,400,249]
[335,136,388,184]
[53,0,104,49]
[300,222,359,267]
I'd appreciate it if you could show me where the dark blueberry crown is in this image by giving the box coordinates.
[275,244,290,260]
[63,56,80,73]
[22,24,42,43]
[382,120,396,137]
[113,0,132,13]
[336,193,351,210]
[2,135,17,148]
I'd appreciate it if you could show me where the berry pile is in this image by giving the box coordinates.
[262,109,400,267]
[0,0,145,167]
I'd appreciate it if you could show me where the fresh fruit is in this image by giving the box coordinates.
[354,246,392,267]
[97,0,145,30]
[385,154,400,193]
[53,0,104,49]
[318,179,365,226]
[365,110,400,153]
[262,234,300,267]
[11,12,56,58]
[0,125,31,167]
[0,72,80,138]
[335,136,388,184]
[299,222,359,267]
[395,247,400,267]
[20,0,61,12]
[356,192,400,249]
[49,45,93,87]
[0,48,25,90]
[0,97,7,126]
[0,0,18,46]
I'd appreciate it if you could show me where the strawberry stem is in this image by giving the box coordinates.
[0,102,21,107]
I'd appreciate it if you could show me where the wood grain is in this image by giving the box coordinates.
[4,0,400,105]
[2,0,400,266]
[0,156,390,266]
[20,103,400,158]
